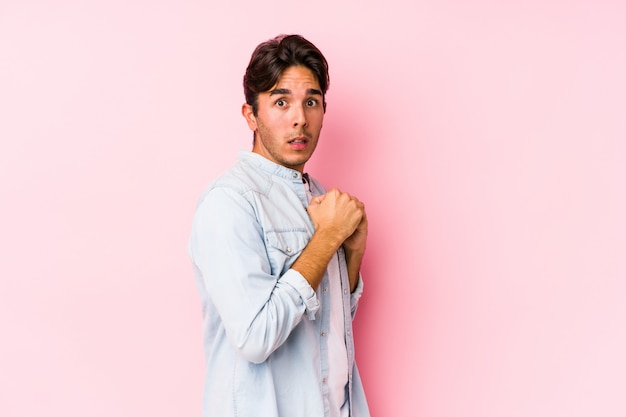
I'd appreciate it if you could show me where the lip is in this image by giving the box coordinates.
[287,136,309,150]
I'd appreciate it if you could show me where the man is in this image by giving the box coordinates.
[189,34,370,417]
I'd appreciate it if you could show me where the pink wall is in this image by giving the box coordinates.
[1,1,625,416]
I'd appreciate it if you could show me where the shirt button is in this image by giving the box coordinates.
[323,287,328,292]
[292,173,299,179]
[347,330,351,336]
[343,289,348,295]
[322,378,327,384]
[286,247,292,253]
[321,331,326,337]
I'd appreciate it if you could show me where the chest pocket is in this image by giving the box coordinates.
[264,228,310,276]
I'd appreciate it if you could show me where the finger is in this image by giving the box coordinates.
[327,188,341,197]
[311,196,323,205]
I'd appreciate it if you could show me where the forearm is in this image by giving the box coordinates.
[344,246,365,293]
[291,228,344,290]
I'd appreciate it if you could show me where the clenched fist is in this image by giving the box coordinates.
[307,188,366,247]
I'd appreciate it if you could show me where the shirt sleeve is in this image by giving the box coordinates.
[350,273,364,318]
[189,186,319,364]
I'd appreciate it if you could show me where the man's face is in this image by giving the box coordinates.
[243,65,325,173]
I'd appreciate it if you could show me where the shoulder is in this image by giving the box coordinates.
[199,158,272,204]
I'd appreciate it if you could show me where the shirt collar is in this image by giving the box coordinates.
[239,151,306,183]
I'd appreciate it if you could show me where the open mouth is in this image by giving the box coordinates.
[288,137,309,150]
[288,137,309,144]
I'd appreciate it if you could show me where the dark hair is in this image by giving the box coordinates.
[243,34,329,115]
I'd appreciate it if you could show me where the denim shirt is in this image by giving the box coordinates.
[188,151,370,417]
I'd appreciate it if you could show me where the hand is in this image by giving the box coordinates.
[343,202,367,254]
[307,188,364,244]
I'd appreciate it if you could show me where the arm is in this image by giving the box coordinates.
[189,187,366,363]
[190,187,318,363]
[343,207,368,293]
[293,188,366,293]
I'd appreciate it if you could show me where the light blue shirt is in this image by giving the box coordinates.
[188,151,370,417]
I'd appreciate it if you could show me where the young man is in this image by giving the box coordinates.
[189,34,370,417]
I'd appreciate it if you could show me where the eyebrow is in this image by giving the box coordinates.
[269,88,323,96]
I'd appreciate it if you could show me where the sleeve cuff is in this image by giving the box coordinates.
[281,269,320,320]
[351,274,364,300]
[350,274,364,314]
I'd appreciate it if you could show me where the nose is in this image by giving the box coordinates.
[292,104,307,128]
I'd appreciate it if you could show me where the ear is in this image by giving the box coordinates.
[241,103,257,131]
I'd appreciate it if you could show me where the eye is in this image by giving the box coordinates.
[275,99,286,107]
[306,99,318,107]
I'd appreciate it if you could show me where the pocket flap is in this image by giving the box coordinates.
[265,229,309,256]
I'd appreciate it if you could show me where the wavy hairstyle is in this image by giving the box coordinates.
[243,34,330,116]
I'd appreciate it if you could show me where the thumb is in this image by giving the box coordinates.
[309,193,326,206]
